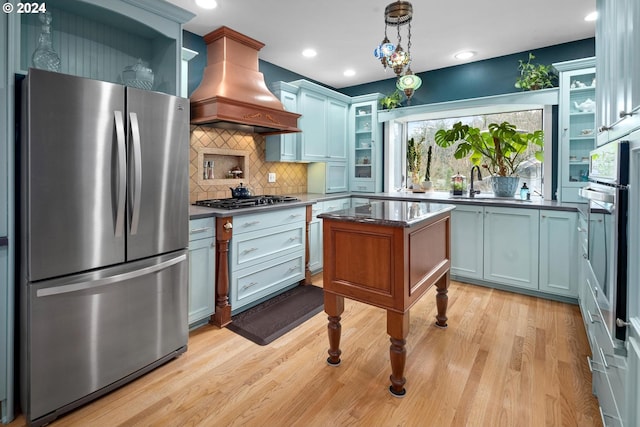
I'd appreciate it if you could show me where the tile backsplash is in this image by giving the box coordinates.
[189,125,307,203]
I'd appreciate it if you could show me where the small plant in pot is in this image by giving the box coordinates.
[515,53,557,91]
[434,121,544,197]
[380,89,403,110]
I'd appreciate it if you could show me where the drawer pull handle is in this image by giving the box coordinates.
[242,282,259,291]
[598,347,609,369]
[190,227,211,234]
[587,311,601,324]
[289,214,303,218]
[244,220,261,226]
[288,237,300,242]
[242,247,258,254]
[587,356,606,373]
[287,266,300,272]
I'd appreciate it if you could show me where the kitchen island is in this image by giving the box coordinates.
[319,200,455,396]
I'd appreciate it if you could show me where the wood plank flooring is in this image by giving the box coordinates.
[8,276,602,427]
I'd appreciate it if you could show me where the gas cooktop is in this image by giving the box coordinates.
[194,195,300,210]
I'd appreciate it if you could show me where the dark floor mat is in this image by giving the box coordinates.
[226,285,324,345]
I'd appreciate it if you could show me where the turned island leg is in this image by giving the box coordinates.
[387,310,410,397]
[435,272,450,328]
[324,292,344,366]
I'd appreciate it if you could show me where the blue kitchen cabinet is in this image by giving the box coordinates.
[289,80,350,163]
[12,0,193,96]
[450,205,484,281]
[266,82,300,162]
[228,207,307,314]
[596,0,640,144]
[307,162,348,194]
[553,58,596,202]
[627,320,640,427]
[327,99,348,161]
[308,198,351,274]
[188,218,215,327]
[350,95,383,193]
[308,203,323,273]
[538,210,578,297]
[483,207,539,290]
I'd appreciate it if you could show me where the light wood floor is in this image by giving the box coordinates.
[8,275,602,427]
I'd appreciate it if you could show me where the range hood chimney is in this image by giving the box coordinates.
[190,26,301,135]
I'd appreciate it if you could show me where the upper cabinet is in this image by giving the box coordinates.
[596,0,640,143]
[266,82,300,162]
[288,80,350,163]
[553,58,596,203]
[12,0,194,96]
[350,94,383,193]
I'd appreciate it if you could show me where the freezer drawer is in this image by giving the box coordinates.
[21,251,188,425]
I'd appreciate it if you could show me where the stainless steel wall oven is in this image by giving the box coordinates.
[579,139,630,348]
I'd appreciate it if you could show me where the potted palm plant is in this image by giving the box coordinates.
[434,121,544,197]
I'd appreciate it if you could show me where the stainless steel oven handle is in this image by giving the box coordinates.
[36,254,187,297]
[578,187,615,203]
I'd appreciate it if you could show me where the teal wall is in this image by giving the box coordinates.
[184,30,594,106]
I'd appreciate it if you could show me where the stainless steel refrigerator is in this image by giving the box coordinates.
[19,69,189,426]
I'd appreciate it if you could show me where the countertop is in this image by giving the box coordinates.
[318,200,456,228]
[189,191,584,219]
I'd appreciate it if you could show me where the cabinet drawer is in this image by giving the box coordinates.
[189,218,215,241]
[321,198,351,213]
[233,207,306,235]
[351,181,375,192]
[231,252,305,312]
[231,223,305,270]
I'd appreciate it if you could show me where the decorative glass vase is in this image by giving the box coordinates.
[32,11,61,72]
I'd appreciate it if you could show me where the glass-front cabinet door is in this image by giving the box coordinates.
[553,58,596,203]
[350,94,383,193]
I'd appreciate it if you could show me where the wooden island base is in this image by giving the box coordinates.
[319,201,453,396]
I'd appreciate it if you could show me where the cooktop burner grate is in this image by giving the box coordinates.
[194,195,300,210]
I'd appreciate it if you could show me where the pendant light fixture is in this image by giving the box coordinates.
[374,1,422,102]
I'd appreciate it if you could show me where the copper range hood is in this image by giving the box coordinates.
[190,26,301,135]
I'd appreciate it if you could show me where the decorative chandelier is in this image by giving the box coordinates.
[373,1,422,102]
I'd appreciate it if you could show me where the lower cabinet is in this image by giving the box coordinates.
[229,206,306,314]
[188,218,216,326]
[539,210,578,297]
[451,206,578,298]
[627,320,640,427]
[484,206,539,290]
[308,198,352,274]
[450,205,484,280]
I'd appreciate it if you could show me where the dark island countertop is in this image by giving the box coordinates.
[318,200,456,228]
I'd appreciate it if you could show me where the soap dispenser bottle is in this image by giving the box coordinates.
[520,183,529,200]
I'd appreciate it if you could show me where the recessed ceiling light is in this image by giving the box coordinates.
[454,51,476,60]
[195,0,217,9]
[343,69,356,77]
[302,49,317,58]
[585,11,598,21]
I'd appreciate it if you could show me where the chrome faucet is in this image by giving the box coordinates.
[469,165,482,197]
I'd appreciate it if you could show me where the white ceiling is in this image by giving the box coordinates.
[167,0,596,89]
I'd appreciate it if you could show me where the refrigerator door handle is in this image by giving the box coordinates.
[114,111,127,237]
[129,112,143,235]
[35,253,187,297]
